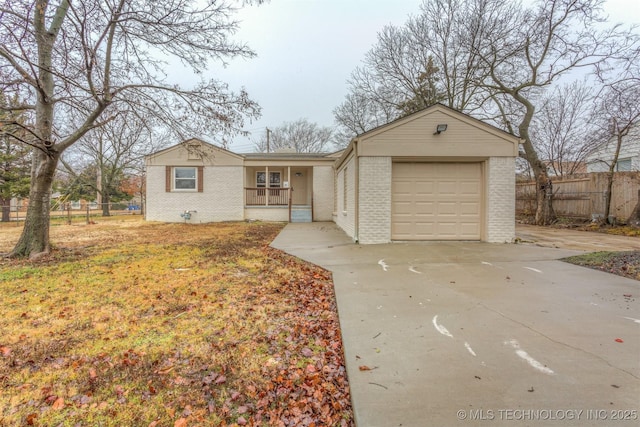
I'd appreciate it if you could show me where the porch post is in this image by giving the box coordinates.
[288,166,292,222]
[265,166,269,207]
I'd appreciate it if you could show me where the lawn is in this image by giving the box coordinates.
[0,219,352,426]
[562,250,640,281]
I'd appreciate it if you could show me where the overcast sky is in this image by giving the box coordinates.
[196,0,640,152]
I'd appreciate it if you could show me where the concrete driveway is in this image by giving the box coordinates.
[271,223,640,427]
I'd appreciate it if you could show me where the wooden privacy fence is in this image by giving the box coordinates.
[516,172,640,221]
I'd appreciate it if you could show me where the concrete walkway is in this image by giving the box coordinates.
[271,223,640,427]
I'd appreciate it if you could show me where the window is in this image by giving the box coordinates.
[616,158,632,172]
[257,171,281,196]
[256,171,266,188]
[174,167,197,190]
[270,172,281,188]
[256,172,281,188]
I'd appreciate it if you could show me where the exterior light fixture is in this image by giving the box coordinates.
[434,124,448,135]
[295,172,303,177]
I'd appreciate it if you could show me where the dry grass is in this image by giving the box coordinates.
[0,219,352,426]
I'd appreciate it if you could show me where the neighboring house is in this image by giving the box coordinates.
[586,124,640,173]
[145,104,520,243]
[543,160,587,177]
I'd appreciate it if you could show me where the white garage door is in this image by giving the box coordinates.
[392,162,482,240]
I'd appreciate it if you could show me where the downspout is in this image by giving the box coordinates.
[354,139,359,243]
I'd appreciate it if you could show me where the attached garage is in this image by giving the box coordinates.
[334,104,521,244]
[391,162,482,240]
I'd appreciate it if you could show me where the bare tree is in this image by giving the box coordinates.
[333,0,499,141]
[333,91,397,146]
[60,110,165,216]
[530,81,599,177]
[254,119,333,153]
[590,80,640,223]
[473,0,639,224]
[0,0,261,258]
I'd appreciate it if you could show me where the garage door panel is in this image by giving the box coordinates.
[392,162,482,240]
[437,202,458,216]
[437,222,459,237]
[460,181,481,195]
[460,202,480,215]
[460,224,480,238]
[416,223,435,234]
[414,201,435,215]
[437,181,458,196]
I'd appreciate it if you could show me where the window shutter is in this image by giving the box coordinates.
[166,166,171,192]
[197,166,204,192]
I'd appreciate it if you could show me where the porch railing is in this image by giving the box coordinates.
[245,187,291,206]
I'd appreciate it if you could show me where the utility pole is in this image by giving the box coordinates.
[266,127,271,153]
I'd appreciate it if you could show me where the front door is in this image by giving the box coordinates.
[291,169,308,205]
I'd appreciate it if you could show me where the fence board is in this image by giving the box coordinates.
[516,172,640,220]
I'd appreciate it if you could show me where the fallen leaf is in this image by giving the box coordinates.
[174,418,187,427]
[615,338,624,343]
[52,397,65,410]
[89,368,97,379]
[359,365,374,371]
[26,413,37,425]
[237,416,247,426]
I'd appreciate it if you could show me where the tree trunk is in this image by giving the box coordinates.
[517,110,556,225]
[604,131,623,224]
[10,150,59,258]
[1,198,10,222]
[535,171,555,225]
[604,172,615,224]
[102,192,111,216]
[9,1,67,258]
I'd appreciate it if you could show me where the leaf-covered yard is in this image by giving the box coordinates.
[0,219,353,426]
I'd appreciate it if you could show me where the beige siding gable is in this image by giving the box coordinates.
[358,105,520,158]
[146,139,243,167]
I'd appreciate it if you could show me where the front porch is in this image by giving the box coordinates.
[244,165,313,222]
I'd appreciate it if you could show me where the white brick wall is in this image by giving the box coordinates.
[486,157,515,242]
[358,157,392,244]
[335,156,356,240]
[312,166,334,221]
[146,165,244,223]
